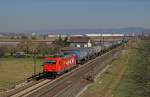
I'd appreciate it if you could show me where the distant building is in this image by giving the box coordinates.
[69,36,92,48]
[48,34,84,38]
[32,33,36,36]
[0,34,4,37]
[69,34,84,37]
[48,35,67,38]
[85,34,124,37]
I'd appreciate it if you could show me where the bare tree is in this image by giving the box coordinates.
[0,46,8,57]
[36,42,50,57]
[17,39,33,54]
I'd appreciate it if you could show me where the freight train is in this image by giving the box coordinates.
[42,40,128,78]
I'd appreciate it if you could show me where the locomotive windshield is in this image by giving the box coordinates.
[44,60,56,65]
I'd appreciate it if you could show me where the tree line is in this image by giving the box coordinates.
[0,35,69,57]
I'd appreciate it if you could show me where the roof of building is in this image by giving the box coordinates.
[69,36,90,43]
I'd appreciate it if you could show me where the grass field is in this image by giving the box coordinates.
[114,40,150,97]
[0,57,43,90]
[79,39,150,97]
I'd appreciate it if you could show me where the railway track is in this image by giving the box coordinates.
[10,79,51,97]
[36,46,122,97]
[1,44,124,97]
[0,79,51,97]
[26,45,123,97]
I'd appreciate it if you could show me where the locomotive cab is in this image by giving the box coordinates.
[43,57,60,78]
[44,60,57,71]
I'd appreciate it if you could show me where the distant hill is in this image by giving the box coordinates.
[0,27,150,36]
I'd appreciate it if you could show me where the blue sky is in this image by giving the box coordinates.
[0,0,150,32]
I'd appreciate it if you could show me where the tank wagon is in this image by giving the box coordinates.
[43,40,127,78]
[62,48,88,64]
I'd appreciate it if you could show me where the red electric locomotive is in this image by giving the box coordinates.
[43,54,76,78]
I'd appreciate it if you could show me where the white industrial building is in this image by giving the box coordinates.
[85,34,125,37]
[48,34,125,37]
[48,34,84,38]
[48,35,67,37]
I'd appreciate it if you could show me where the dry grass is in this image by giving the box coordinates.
[0,57,43,90]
